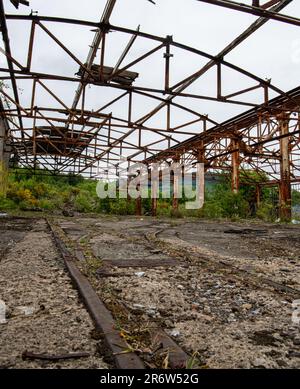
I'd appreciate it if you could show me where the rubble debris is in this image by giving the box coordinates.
[22,351,91,361]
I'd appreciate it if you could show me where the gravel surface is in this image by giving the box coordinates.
[103,265,300,368]
[159,220,300,289]
[3,214,299,369]
[0,218,108,369]
[58,215,300,369]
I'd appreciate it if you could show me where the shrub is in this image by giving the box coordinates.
[38,199,56,211]
[157,201,171,217]
[142,197,152,215]
[202,201,224,219]
[29,182,49,198]
[109,198,135,215]
[256,202,275,221]
[96,197,111,213]
[1,167,278,220]
[8,187,37,207]
[0,194,17,210]
[0,162,8,195]
[219,191,250,218]
[170,208,183,218]
[74,190,95,213]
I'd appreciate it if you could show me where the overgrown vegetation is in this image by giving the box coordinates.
[0,167,299,221]
[174,171,280,221]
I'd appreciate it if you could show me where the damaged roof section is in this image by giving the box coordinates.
[0,0,299,190]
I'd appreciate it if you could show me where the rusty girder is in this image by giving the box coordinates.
[0,0,298,198]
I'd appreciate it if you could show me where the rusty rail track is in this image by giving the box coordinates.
[147,228,300,300]
[47,219,145,369]
[47,219,190,369]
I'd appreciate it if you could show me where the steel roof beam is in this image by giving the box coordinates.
[196,0,299,27]
[0,1,24,135]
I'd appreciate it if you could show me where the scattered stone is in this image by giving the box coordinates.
[272,333,282,342]
[231,305,240,313]
[252,357,269,368]
[62,209,74,217]
[291,220,300,225]
[288,351,300,358]
[164,320,174,328]
[146,309,157,317]
[203,305,211,314]
[201,314,213,323]
[276,359,287,367]
[132,304,145,310]
[14,306,36,316]
[280,268,291,273]
[150,249,161,254]
[250,331,276,346]
[293,338,300,346]
[170,329,180,338]
[135,272,145,278]
[241,303,252,310]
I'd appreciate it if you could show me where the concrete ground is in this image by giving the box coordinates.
[0,216,108,369]
[57,215,300,369]
[1,214,300,369]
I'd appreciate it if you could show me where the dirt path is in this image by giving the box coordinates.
[0,218,108,369]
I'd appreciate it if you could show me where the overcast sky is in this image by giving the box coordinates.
[1,0,300,160]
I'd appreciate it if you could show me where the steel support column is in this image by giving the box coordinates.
[0,117,5,166]
[279,113,292,221]
[0,102,10,169]
[127,172,132,214]
[149,167,158,217]
[136,181,142,217]
[197,143,206,209]
[256,185,261,207]
[231,139,240,194]
[171,157,180,212]
[0,113,10,195]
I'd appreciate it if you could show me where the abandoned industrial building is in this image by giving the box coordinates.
[0,0,300,373]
